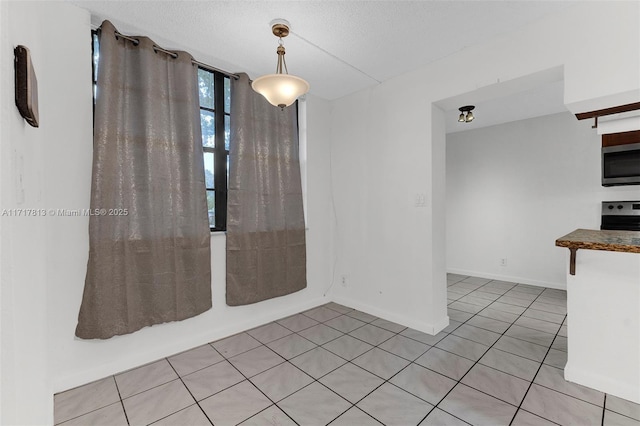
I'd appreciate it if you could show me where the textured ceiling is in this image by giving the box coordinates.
[69,0,575,129]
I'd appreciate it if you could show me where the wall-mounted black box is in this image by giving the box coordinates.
[14,45,39,128]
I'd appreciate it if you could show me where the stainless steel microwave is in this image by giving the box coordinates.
[602,142,640,186]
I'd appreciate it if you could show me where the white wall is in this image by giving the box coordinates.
[563,2,640,113]
[328,1,639,335]
[327,82,444,333]
[0,2,333,424]
[304,94,334,298]
[1,2,90,424]
[564,249,640,403]
[446,112,639,289]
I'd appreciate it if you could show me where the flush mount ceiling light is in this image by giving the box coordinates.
[458,105,475,123]
[252,19,310,109]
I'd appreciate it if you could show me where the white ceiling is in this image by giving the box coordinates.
[441,67,569,133]
[70,0,576,130]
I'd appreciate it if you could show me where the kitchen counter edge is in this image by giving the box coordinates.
[555,228,640,254]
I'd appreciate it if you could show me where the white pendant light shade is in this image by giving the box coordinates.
[252,73,309,108]
[253,20,309,109]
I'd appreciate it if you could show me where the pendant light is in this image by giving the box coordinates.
[252,19,310,109]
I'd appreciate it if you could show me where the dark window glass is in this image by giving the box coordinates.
[198,68,229,231]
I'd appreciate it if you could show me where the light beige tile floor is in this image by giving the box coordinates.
[53,274,640,425]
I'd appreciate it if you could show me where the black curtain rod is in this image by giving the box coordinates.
[113,30,240,80]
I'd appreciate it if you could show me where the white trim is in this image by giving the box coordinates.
[332,296,449,335]
[447,267,566,290]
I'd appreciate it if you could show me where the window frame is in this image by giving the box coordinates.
[199,69,229,232]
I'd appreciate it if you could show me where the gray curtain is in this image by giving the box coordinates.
[76,21,211,339]
[226,73,307,305]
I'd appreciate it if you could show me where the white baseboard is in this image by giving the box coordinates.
[447,267,566,290]
[332,295,449,335]
[53,295,329,393]
[565,362,640,404]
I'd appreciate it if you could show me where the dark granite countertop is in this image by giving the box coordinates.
[556,228,640,254]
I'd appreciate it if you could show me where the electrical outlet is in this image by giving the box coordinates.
[340,275,348,287]
[500,258,508,267]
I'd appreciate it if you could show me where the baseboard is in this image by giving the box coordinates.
[53,295,329,393]
[447,267,566,290]
[332,295,449,335]
[564,362,640,404]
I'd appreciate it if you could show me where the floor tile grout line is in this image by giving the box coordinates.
[261,328,323,354]
[512,408,563,426]
[507,316,567,426]
[275,320,321,334]
[372,357,451,412]
[492,308,605,413]
[307,314,406,353]
[602,394,607,426]
[325,406,385,426]
[176,335,313,424]
[522,367,607,409]
[416,344,536,385]
[251,308,374,384]
[424,304,523,418]
[371,335,434,364]
[376,281,536,423]
[284,311,432,425]
[212,342,303,426]
[473,305,565,327]
[321,350,416,424]
[295,310,423,375]
[447,287,566,322]
[447,277,567,425]
[479,284,570,425]
[208,331,263,352]
[53,381,129,426]
[58,361,184,423]
[164,345,231,377]
[603,406,640,422]
[163,354,215,426]
[253,337,362,425]
[72,359,212,422]
[454,316,512,334]
[448,307,561,351]
[391,281,564,412]
[352,330,461,409]
[420,279,555,425]
[277,361,358,424]
[111,375,131,426]
[116,361,192,402]
[239,314,416,426]
[429,408,475,426]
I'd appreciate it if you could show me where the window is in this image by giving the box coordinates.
[198,69,230,231]
[91,32,229,232]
